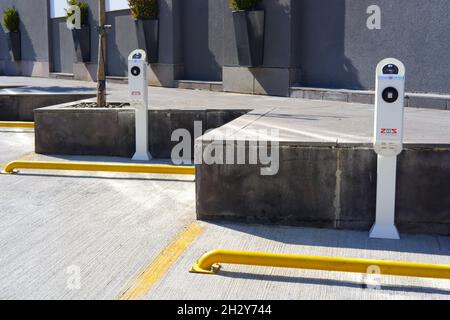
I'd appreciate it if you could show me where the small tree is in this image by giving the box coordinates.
[229,0,261,11]
[128,0,158,20]
[97,0,107,107]
[3,7,19,32]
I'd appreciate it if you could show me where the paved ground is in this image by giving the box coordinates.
[2,76,450,147]
[0,128,449,300]
[0,77,449,300]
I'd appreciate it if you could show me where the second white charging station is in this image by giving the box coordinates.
[370,58,406,240]
[128,49,152,161]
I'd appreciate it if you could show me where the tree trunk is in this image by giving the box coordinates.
[97,0,106,108]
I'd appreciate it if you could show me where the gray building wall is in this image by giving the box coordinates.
[0,0,49,75]
[0,0,449,95]
[293,0,450,94]
[50,18,74,73]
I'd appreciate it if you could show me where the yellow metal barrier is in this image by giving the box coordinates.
[190,249,450,280]
[2,160,195,175]
[0,121,35,128]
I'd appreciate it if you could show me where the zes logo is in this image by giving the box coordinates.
[380,128,398,135]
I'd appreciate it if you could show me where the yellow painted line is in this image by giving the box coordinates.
[119,222,205,300]
[2,160,195,175]
[0,121,34,128]
[190,249,450,280]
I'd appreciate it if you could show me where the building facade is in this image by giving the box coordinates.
[0,0,449,97]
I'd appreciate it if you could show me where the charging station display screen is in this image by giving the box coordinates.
[382,64,399,75]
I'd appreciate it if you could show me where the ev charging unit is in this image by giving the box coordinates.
[370,58,406,240]
[128,49,152,161]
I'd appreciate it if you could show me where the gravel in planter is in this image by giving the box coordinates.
[65,102,131,109]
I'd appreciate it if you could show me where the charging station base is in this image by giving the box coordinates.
[132,152,153,162]
[369,223,400,240]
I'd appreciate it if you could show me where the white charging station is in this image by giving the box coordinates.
[128,49,152,161]
[370,58,406,240]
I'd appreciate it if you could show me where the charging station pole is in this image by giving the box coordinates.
[128,49,152,161]
[370,58,406,240]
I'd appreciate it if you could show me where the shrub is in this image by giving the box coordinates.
[65,0,89,26]
[128,0,158,20]
[3,7,19,32]
[229,0,261,11]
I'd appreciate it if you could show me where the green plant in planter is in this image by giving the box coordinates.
[229,0,261,11]
[128,0,158,20]
[65,0,89,26]
[3,7,19,32]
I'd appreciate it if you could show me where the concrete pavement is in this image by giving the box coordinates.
[0,129,449,299]
[0,77,449,299]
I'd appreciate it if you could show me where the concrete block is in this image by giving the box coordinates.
[407,96,447,110]
[338,148,377,227]
[117,110,136,157]
[196,142,450,235]
[253,67,290,97]
[396,149,450,227]
[223,66,254,94]
[149,110,206,158]
[197,145,338,226]
[323,91,349,102]
[35,109,124,156]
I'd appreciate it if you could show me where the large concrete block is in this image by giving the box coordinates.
[396,148,450,234]
[35,109,129,156]
[338,148,377,229]
[197,145,338,226]
[196,142,450,235]
[149,110,206,158]
[407,96,447,110]
[36,105,246,159]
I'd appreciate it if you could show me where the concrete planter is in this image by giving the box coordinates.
[35,102,248,158]
[0,91,96,121]
[72,25,91,63]
[7,31,21,61]
[232,10,265,67]
[135,19,159,64]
